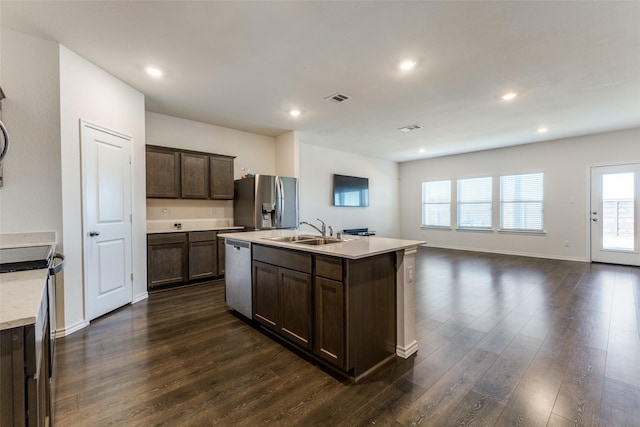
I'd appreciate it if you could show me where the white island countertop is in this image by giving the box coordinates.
[222,230,424,260]
[0,268,48,330]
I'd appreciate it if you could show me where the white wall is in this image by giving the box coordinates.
[0,28,62,242]
[275,131,299,178]
[0,28,65,332]
[59,45,146,334]
[299,143,401,237]
[400,127,640,261]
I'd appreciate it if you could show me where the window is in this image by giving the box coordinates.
[422,180,451,227]
[457,177,492,229]
[500,173,544,231]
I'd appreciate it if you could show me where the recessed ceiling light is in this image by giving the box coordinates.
[501,92,518,101]
[399,60,417,71]
[419,148,426,153]
[289,109,301,117]
[537,127,549,133]
[145,66,163,77]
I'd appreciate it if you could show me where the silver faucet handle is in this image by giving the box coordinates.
[328,226,334,237]
[316,218,327,235]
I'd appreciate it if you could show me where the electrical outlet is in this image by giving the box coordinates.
[161,208,169,217]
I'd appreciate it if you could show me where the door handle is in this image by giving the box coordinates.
[592,218,598,222]
[88,230,100,237]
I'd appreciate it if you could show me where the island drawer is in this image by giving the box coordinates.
[253,245,312,274]
[315,255,343,281]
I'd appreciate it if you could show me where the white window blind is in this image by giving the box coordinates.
[457,177,492,229]
[500,173,544,231]
[422,180,451,227]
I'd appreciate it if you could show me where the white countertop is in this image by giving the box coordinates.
[222,230,424,260]
[0,231,56,249]
[0,268,48,330]
[0,233,56,330]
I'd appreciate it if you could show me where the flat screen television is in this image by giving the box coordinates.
[333,174,369,207]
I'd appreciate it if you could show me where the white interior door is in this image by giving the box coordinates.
[590,163,640,266]
[81,121,133,321]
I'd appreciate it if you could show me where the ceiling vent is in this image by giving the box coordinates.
[325,92,351,103]
[398,124,423,132]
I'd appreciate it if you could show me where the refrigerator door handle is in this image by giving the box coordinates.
[275,176,283,227]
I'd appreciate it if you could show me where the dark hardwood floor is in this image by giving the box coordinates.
[53,247,640,426]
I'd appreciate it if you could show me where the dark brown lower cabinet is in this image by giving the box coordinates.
[188,231,217,280]
[314,276,345,368]
[147,233,188,289]
[252,244,396,379]
[252,260,279,329]
[147,230,237,290]
[0,289,51,426]
[279,268,313,350]
[252,260,313,349]
[252,245,314,351]
[217,237,226,275]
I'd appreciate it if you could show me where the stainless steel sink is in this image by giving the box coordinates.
[262,235,346,245]
[294,238,344,245]
[263,235,319,242]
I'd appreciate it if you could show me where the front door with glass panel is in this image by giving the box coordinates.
[590,164,640,266]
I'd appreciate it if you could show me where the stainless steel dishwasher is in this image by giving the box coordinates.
[224,238,252,318]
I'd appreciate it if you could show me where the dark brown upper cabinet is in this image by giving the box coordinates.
[146,145,235,200]
[146,146,181,198]
[210,155,234,199]
[181,152,209,199]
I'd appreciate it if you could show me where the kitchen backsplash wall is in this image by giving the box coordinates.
[146,198,233,222]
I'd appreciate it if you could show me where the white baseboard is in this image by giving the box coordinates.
[133,292,148,303]
[56,319,89,337]
[421,243,588,263]
[55,293,147,338]
[396,340,419,359]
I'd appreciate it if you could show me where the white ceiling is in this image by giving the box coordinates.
[2,1,640,162]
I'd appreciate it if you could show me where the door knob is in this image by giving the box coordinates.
[592,218,598,222]
[88,230,100,237]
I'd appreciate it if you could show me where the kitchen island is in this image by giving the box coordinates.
[222,230,423,380]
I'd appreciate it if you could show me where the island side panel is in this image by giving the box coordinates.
[396,247,419,358]
[347,252,396,377]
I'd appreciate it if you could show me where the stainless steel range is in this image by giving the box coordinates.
[0,245,54,273]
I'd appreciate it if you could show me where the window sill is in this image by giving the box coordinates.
[498,229,546,236]
[455,227,493,233]
[421,226,452,231]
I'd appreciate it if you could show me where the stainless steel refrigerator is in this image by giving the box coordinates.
[233,175,299,230]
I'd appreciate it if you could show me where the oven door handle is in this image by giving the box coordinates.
[49,253,65,275]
